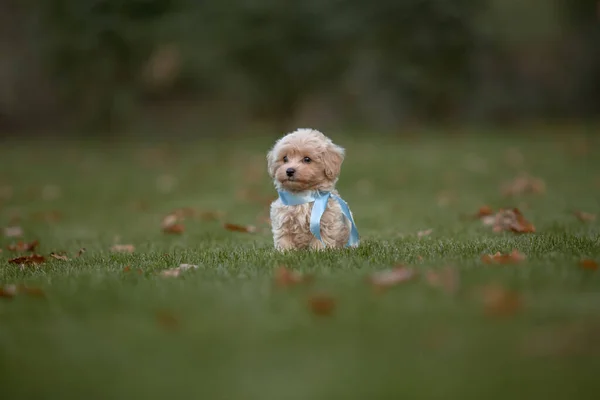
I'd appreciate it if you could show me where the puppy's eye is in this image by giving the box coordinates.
[303,157,311,163]
[283,156,288,163]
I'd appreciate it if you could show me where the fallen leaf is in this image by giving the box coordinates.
[417,229,433,238]
[163,223,185,234]
[3,226,23,238]
[8,254,46,265]
[308,294,335,316]
[160,263,198,277]
[479,284,522,317]
[501,174,545,197]
[76,248,86,257]
[580,259,599,271]
[49,252,69,261]
[481,249,526,264]
[111,244,135,253]
[123,266,131,272]
[7,240,39,252]
[224,223,256,233]
[156,310,179,330]
[369,266,416,289]
[274,266,313,287]
[426,267,459,294]
[574,211,596,222]
[475,206,494,218]
[487,208,535,233]
[0,284,17,298]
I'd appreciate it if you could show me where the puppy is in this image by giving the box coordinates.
[267,128,359,250]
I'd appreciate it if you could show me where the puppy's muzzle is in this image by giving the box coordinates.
[286,168,296,177]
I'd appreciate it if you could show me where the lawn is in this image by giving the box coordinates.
[1,128,600,399]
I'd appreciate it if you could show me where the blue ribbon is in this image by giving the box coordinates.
[277,190,359,248]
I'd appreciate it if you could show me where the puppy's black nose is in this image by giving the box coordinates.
[286,168,296,177]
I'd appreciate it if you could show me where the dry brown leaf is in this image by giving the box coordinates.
[0,284,17,298]
[111,244,135,253]
[274,266,313,287]
[369,266,416,289]
[574,211,596,223]
[487,208,535,233]
[4,226,23,238]
[76,248,86,257]
[7,240,39,252]
[123,266,131,272]
[50,252,69,261]
[481,249,526,264]
[8,254,46,265]
[426,267,459,294]
[417,229,433,238]
[223,223,257,233]
[501,174,545,197]
[475,206,494,218]
[308,294,335,316]
[163,223,185,234]
[479,284,522,317]
[160,263,198,277]
[580,259,599,271]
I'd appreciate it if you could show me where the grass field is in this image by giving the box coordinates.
[1,129,600,399]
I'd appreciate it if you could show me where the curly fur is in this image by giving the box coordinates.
[267,128,357,250]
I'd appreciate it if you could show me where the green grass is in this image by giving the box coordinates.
[1,129,600,399]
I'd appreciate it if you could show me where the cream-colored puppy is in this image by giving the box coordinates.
[267,128,359,250]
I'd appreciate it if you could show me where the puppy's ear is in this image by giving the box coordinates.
[266,148,278,178]
[323,143,345,180]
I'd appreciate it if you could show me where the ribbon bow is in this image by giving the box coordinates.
[277,190,359,248]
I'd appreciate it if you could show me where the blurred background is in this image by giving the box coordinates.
[0,0,598,136]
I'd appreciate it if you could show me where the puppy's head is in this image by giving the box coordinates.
[267,128,345,192]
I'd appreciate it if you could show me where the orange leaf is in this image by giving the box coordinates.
[123,266,131,272]
[479,284,522,317]
[580,259,599,271]
[3,226,23,238]
[574,211,596,222]
[224,223,256,233]
[488,208,535,234]
[8,254,46,265]
[7,240,39,252]
[274,266,313,287]
[162,223,185,234]
[481,249,526,264]
[369,266,416,289]
[49,252,69,261]
[111,244,135,253]
[476,205,494,218]
[308,294,335,316]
